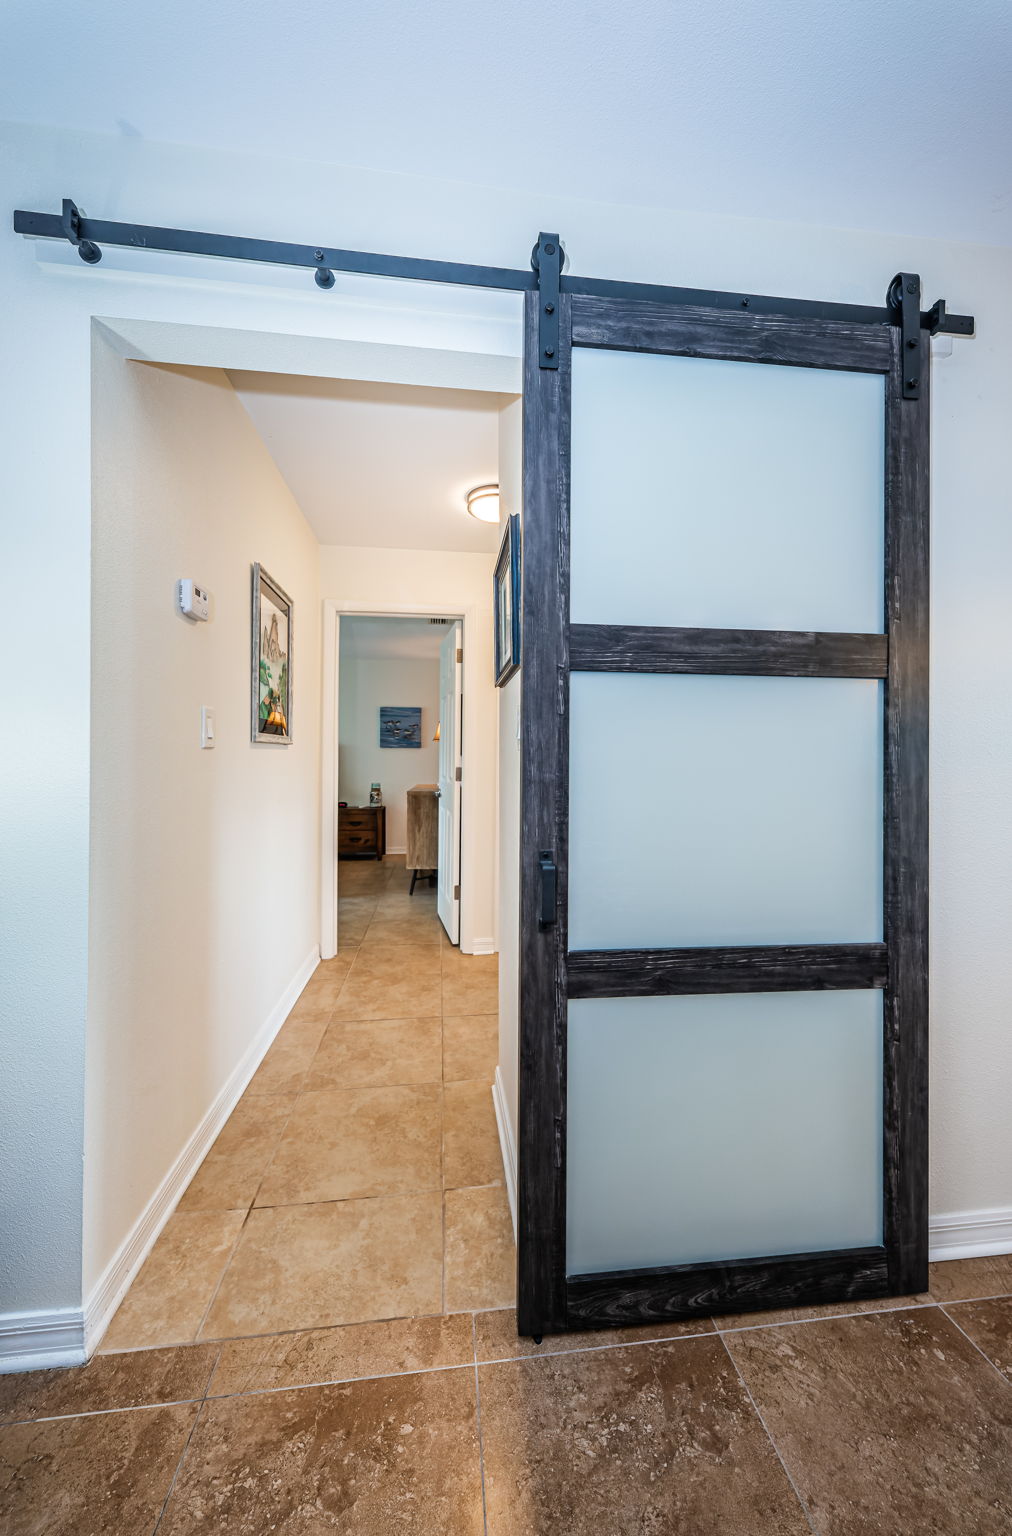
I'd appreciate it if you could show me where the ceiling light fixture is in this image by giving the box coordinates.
[466,484,500,524]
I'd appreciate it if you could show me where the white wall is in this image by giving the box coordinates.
[321,547,498,953]
[85,346,321,1305]
[339,650,440,851]
[4,115,1012,1339]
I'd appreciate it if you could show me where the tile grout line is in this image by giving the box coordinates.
[933,1287,1012,1306]
[1,1394,211,1429]
[246,1083,308,1212]
[938,1304,1012,1393]
[472,1314,490,1536]
[204,1358,479,1404]
[191,1210,253,1344]
[718,1333,823,1536]
[150,1390,209,1534]
[715,1298,940,1335]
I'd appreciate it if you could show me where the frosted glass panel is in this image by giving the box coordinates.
[569,673,882,950]
[567,991,883,1274]
[570,348,884,632]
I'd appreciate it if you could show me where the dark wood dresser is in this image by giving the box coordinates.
[338,804,386,860]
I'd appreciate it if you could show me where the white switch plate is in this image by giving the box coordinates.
[201,706,216,749]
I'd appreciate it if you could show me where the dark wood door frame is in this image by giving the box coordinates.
[517,289,929,1336]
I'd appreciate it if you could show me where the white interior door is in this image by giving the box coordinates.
[437,621,463,942]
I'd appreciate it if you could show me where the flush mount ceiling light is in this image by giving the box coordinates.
[466,484,500,524]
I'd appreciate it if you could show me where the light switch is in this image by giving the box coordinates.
[201,706,216,749]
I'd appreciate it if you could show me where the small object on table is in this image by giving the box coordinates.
[406,784,438,894]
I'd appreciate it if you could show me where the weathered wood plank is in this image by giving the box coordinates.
[567,944,887,999]
[567,1247,890,1327]
[570,624,888,678]
[517,290,572,1336]
[883,325,931,1297]
[571,295,892,373]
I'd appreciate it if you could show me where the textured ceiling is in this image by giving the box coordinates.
[3,0,1011,245]
[229,371,508,552]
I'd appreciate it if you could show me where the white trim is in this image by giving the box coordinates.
[492,1066,518,1242]
[322,598,492,957]
[0,1310,87,1375]
[386,844,407,856]
[929,1206,1012,1262]
[319,603,340,959]
[80,944,319,1357]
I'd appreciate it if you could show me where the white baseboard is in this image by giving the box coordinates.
[468,936,497,956]
[929,1206,1012,1262]
[0,1309,87,1375]
[386,844,407,855]
[492,1066,518,1242]
[79,944,320,1359]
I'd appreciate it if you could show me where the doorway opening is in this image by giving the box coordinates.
[336,614,463,940]
[87,322,522,1356]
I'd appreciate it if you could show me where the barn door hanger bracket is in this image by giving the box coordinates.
[61,199,102,264]
[532,232,564,369]
[886,273,962,399]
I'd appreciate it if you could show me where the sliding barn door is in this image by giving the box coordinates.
[518,289,928,1335]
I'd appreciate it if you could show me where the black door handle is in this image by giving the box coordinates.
[539,851,557,928]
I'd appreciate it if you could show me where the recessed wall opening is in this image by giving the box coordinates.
[86,314,523,1354]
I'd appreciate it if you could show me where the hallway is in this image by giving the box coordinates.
[98,855,514,1351]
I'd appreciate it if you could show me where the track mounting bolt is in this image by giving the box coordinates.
[544,302,555,314]
[741,297,750,307]
[907,338,918,349]
[906,376,919,389]
[544,346,555,358]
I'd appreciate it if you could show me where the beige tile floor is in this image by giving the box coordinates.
[99,856,513,1354]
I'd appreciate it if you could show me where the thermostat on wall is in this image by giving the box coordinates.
[177,579,210,621]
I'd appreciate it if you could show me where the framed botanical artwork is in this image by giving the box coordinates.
[379,706,422,748]
[494,513,521,687]
[251,564,293,744]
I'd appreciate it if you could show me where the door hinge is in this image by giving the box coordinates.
[532,232,564,369]
[456,648,463,663]
[454,884,460,900]
[888,272,922,400]
[455,766,462,782]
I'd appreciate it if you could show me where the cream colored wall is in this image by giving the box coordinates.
[495,400,523,1185]
[85,344,321,1299]
[320,546,498,951]
[339,653,440,851]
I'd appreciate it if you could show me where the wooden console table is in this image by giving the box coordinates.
[406,784,438,893]
[338,804,386,860]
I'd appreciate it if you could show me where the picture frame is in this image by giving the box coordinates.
[379,706,422,748]
[251,563,293,744]
[494,513,521,687]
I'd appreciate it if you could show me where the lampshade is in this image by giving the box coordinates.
[466,484,500,524]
